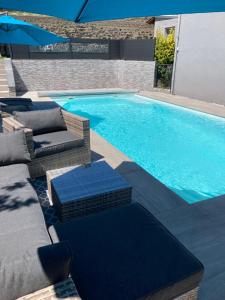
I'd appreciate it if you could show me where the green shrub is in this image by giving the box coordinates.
[154,28,175,88]
[155,28,175,64]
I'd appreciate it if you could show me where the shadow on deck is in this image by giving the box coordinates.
[91,133,225,300]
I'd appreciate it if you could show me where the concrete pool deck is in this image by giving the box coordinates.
[140,90,225,119]
[91,130,225,300]
[25,90,225,299]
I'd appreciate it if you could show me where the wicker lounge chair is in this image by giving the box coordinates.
[3,108,91,178]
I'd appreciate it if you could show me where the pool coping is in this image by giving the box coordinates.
[139,91,225,119]
[23,89,225,120]
[38,88,138,98]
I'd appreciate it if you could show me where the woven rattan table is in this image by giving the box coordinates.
[47,161,132,221]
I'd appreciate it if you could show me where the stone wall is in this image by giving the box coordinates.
[12,59,155,92]
[117,60,156,91]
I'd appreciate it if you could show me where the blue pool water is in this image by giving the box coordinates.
[54,93,225,204]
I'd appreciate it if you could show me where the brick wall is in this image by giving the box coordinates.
[12,60,118,91]
[12,59,155,92]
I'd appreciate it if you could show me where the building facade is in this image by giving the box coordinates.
[154,15,178,38]
[172,12,225,105]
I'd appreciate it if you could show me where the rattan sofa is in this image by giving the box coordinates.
[3,109,91,178]
[0,131,73,300]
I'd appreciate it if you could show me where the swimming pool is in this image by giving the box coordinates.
[54,93,225,204]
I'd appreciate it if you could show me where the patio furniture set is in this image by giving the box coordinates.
[0,98,204,300]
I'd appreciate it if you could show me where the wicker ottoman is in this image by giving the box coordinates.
[47,161,132,221]
[17,278,80,300]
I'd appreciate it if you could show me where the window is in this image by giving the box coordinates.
[29,41,109,54]
[71,42,109,54]
[165,26,175,36]
[30,43,70,53]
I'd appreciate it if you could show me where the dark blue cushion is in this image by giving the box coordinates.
[0,98,32,106]
[49,203,204,300]
[0,98,32,115]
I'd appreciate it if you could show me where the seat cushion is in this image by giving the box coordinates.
[0,164,30,184]
[33,130,84,158]
[0,179,72,300]
[0,179,52,300]
[49,203,204,300]
[14,108,66,135]
[0,131,31,166]
[0,179,44,232]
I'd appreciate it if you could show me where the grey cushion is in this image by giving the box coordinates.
[0,179,51,300]
[0,179,71,300]
[0,179,46,233]
[14,108,66,135]
[33,130,84,158]
[0,131,31,166]
[3,105,31,115]
[0,164,30,184]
